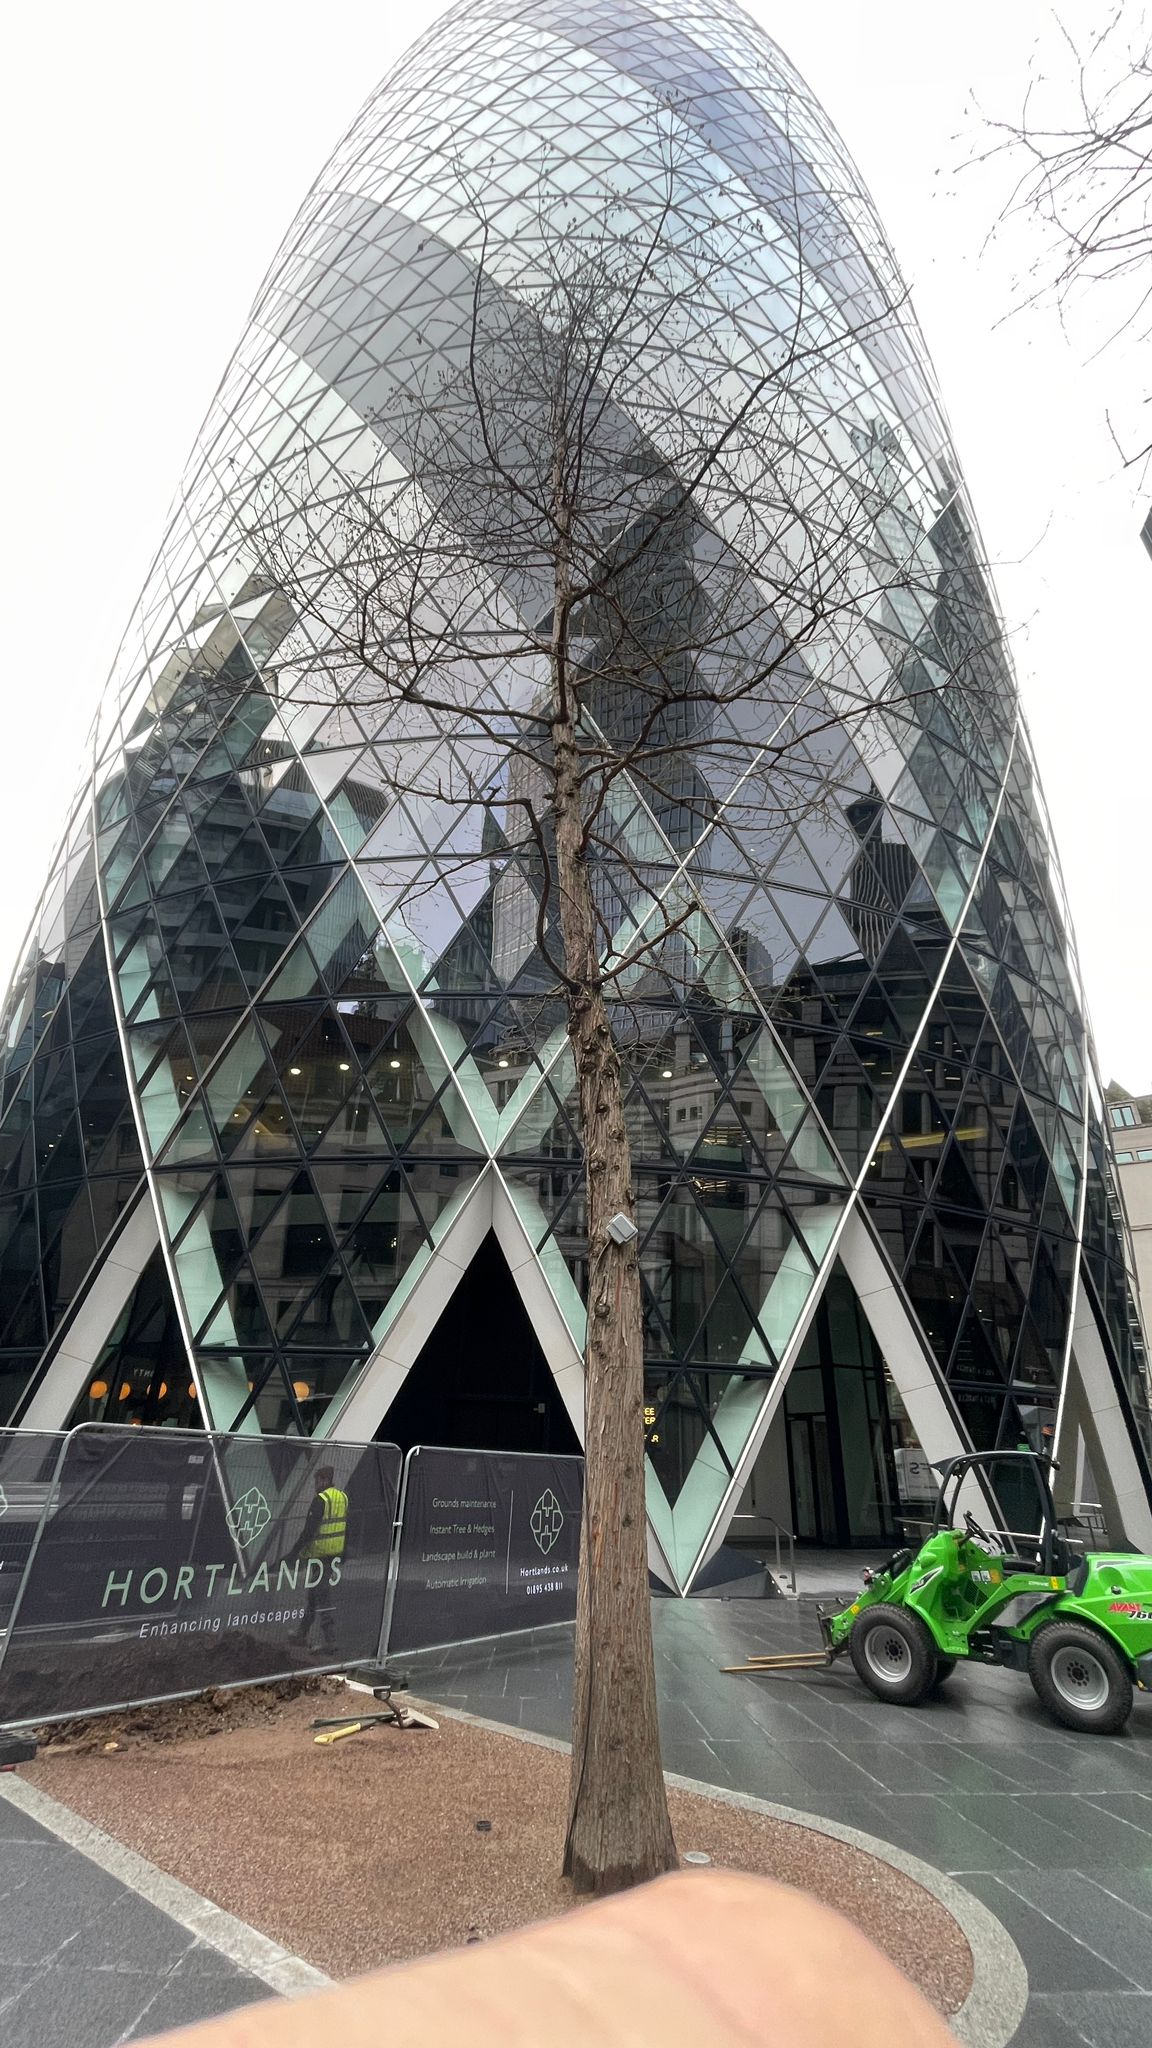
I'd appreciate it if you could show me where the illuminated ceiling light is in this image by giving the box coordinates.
[292,1380,312,1399]
[498,1058,509,1068]
[389,1058,401,1069]
[158,1381,168,1399]
[339,1062,350,1071]
[118,1382,132,1401]
[290,1066,302,1076]
[188,1384,198,1401]
[661,1068,673,1078]
[89,1379,108,1400]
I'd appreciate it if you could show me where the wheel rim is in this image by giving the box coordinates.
[863,1626,912,1685]
[1050,1643,1110,1713]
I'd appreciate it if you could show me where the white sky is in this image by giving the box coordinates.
[2,1,1148,1086]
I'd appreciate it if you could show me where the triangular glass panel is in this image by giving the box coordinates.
[803,901,862,969]
[779,1113,843,1185]
[729,1025,808,1148]
[933,1136,986,1213]
[361,1023,458,1148]
[623,1081,682,1165]
[772,888,827,951]
[262,936,326,1004]
[304,747,364,800]
[310,1078,395,1158]
[156,1104,219,1165]
[329,772,391,854]
[202,1021,273,1139]
[226,1088,298,1160]
[340,1175,427,1313]
[948,1308,1006,1385]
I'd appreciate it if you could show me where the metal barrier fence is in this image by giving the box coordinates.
[0,1430,67,1636]
[0,1429,585,1727]
[386,1444,584,1654]
[0,1426,401,1727]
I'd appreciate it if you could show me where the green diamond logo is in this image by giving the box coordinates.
[226,1486,271,1549]
[529,1487,564,1556]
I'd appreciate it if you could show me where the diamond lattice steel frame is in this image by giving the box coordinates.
[1,0,1150,1591]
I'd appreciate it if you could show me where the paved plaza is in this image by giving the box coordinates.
[405,1596,1152,2048]
[4,1593,1152,2044]
[0,1790,273,2048]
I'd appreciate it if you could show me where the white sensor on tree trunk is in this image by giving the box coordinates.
[606,1212,638,1244]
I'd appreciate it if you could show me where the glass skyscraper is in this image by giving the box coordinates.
[2,0,1149,1591]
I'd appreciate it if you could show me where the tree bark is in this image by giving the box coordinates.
[552,709,677,1895]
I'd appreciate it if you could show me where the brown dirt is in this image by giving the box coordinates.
[33,1676,345,1754]
[21,1691,973,2017]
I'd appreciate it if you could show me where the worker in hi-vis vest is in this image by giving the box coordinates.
[297,1465,348,1651]
[307,1471,349,1560]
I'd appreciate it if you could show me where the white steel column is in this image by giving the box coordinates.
[1066,1286,1152,1551]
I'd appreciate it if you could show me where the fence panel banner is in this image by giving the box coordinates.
[387,1444,583,1653]
[0,1427,401,1726]
[0,1431,66,1637]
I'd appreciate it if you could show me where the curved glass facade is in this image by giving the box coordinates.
[2,0,1149,1589]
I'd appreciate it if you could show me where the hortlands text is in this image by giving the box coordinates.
[101,1555,341,1610]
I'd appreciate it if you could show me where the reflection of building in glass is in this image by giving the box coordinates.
[2,0,1150,1591]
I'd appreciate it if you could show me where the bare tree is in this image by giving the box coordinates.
[246,111,1004,1892]
[980,7,1152,462]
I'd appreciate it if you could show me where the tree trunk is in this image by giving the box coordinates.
[552,718,677,1895]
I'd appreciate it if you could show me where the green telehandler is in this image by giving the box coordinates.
[726,1450,1152,1734]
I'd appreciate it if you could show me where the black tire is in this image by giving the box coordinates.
[932,1657,958,1688]
[849,1603,938,1705]
[1028,1621,1133,1735]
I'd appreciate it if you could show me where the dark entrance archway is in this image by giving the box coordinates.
[378,1232,581,1456]
[784,1270,901,1547]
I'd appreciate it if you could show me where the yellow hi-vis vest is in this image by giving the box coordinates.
[310,1486,348,1559]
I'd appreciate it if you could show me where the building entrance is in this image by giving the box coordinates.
[736,1269,902,1552]
[377,1233,581,1457]
[784,1350,900,1548]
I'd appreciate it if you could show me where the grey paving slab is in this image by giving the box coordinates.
[938,1741,1076,1792]
[1078,1868,1152,1921]
[936,1792,1086,1866]
[1012,1793,1152,1869]
[406,1593,1152,2046]
[863,1789,1035,1872]
[0,1964,41,2010]
[0,1801,58,1846]
[1083,1789,1152,1832]
[958,1874,1140,1994]
[1044,1993,1152,2046]
[995,1871,1152,1992]
[122,1964,268,2041]
[1008,1998,1106,2047]
[0,1844,188,1969]
[0,1807,277,2048]
[702,1742,824,1809]
[0,1960,162,2048]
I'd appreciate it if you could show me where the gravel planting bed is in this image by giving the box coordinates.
[21,1687,972,2015]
